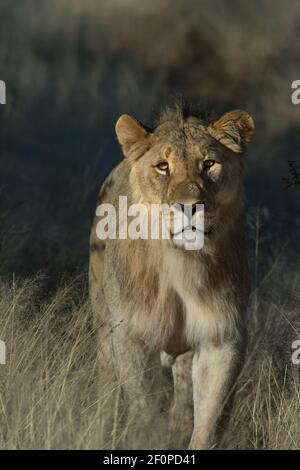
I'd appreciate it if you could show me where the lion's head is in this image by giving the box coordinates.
[115,105,254,250]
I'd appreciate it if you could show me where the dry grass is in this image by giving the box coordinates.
[0,275,169,449]
[0,244,299,450]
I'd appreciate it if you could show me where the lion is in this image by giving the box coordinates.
[89,104,254,449]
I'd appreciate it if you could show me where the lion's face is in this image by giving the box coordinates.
[116,109,254,250]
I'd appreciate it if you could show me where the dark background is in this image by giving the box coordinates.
[0,0,299,280]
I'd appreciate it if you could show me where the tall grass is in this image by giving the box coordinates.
[0,239,299,449]
[0,275,170,449]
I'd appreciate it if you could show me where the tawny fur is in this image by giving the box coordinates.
[89,104,254,449]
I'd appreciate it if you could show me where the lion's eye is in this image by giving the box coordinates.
[203,159,215,169]
[155,162,169,174]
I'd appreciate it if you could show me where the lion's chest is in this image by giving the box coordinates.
[121,249,231,349]
[162,252,228,347]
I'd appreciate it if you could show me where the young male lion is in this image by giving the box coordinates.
[89,105,254,449]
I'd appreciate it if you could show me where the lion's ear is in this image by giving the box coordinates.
[208,110,255,153]
[115,114,150,159]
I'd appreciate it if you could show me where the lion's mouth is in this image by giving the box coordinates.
[172,225,212,237]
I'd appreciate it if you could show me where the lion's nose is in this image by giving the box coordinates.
[176,201,204,215]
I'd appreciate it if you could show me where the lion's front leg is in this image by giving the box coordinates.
[111,320,167,414]
[110,325,169,448]
[189,340,244,450]
[168,351,194,449]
